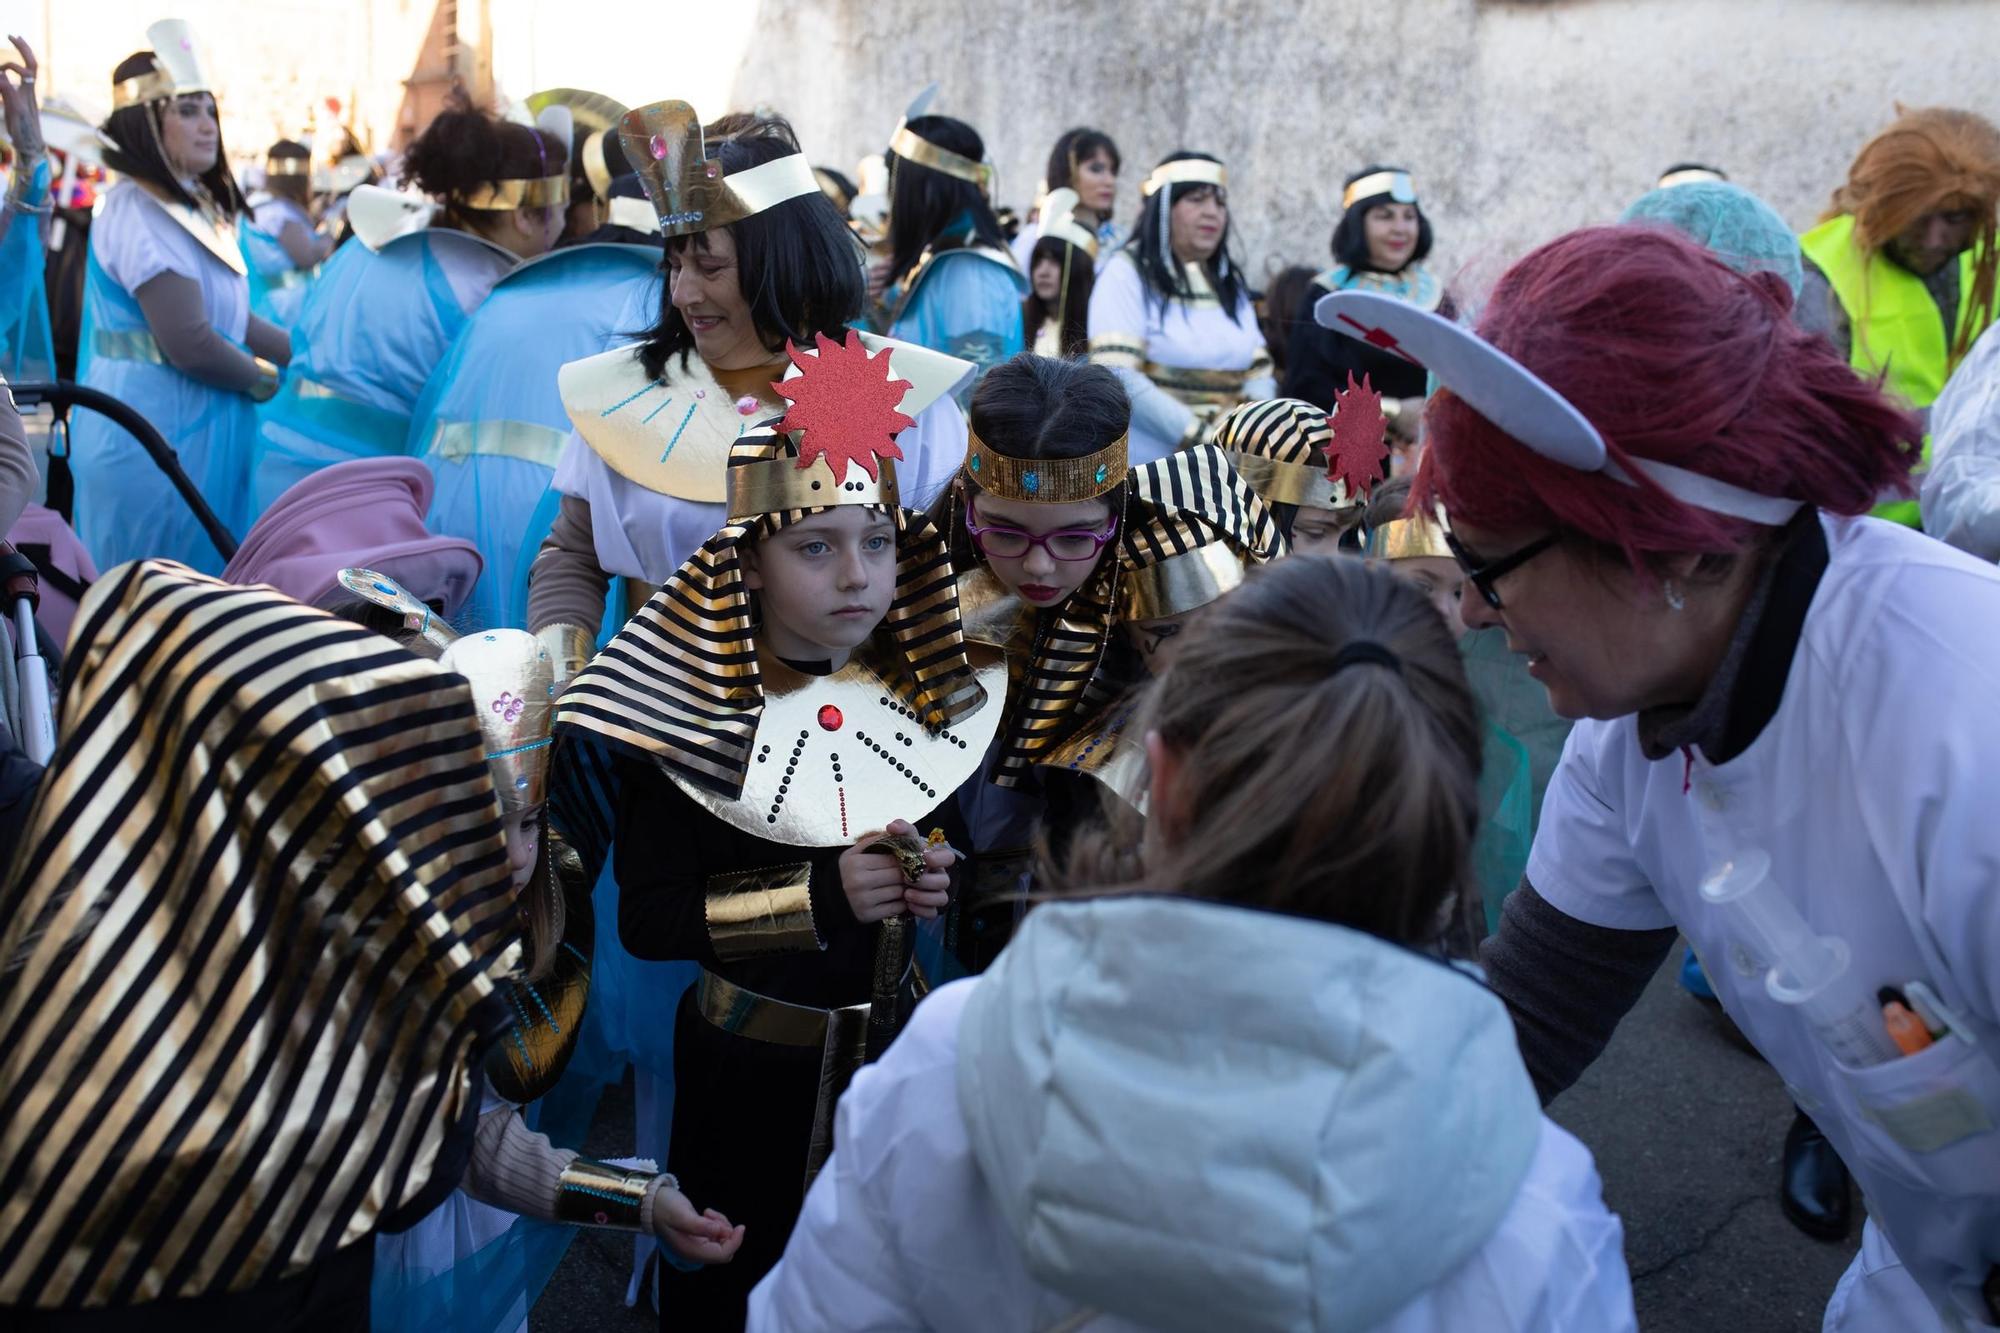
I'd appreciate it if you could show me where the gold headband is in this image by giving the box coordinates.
[460,174,570,210]
[581,129,615,200]
[265,156,311,177]
[1656,167,1727,190]
[728,454,900,519]
[965,427,1128,502]
[888,125,993,191]
[1119,543,1246,621]
[111,69,178,111]
[1342,170,1417,210]
[1141,159,1228,198]
[1364,506,1454,561]
[1226,451,1366,513]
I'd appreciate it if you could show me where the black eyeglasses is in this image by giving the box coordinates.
[1444,530,1559,610]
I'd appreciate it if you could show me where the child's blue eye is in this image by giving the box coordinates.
[865,535,893,551]
[799,541,830,557]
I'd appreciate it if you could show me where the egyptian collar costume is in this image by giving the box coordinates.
[1211,379,1391,523]
[1041,444,1283,809]
[0,562,516,1308]
[558,330,999,841]
[881,226,1023,333]
[109,20,245,277]
[557,99,970,504]
[949,421,1134,788]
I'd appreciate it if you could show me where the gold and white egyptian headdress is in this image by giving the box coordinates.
[617,99,821,239]
[110,19,211,111]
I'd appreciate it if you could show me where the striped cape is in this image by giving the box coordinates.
[0,560,517,1308]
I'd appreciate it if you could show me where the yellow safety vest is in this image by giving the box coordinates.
[1800,214,1991,526]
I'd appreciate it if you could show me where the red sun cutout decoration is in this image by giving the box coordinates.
[1323,371,1389,499]
[773,331,914,482]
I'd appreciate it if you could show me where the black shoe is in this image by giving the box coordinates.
[1780,1110,1851,1242]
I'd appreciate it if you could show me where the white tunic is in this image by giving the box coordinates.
[1086,252,1273,463]
[1530,513,2000,1330]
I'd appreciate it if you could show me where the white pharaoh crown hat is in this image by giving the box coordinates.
[1312,289,1803,525]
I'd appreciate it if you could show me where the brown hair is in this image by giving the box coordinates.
[1826,105,2000,364]
[1054,554,1483,946]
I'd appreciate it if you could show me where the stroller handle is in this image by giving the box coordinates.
[9,380,241,563]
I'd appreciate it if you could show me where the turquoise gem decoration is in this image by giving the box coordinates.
[969,454,981,473]
[1094,464,1108,485]
[1024,471,1041,495]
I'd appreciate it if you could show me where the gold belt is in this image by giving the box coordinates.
[695,968,868,1049]
[428,418,569,470]
[1141,360,1253,393]
[92,329,165,365]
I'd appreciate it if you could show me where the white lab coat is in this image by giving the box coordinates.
[1530,512,2000,1330]
[750,897,1635,1333]
[1923,319,2000,560]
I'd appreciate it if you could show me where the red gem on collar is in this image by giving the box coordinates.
[817,704,844,731]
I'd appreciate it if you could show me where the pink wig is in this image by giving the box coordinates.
[1413,226,1923,567]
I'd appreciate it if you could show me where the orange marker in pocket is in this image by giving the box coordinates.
[1879,995,1934,1057]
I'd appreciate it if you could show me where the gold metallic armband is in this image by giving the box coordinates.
[704,862,821,960]
[536,621,594,689]
[555,1158,666,1231]
[248,358,281,404]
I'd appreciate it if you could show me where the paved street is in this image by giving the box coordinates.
[533,942,1862,1331]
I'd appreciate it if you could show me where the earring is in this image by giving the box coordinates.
[1664,579,1686,612]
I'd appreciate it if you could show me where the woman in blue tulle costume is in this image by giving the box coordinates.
[249,107,565,515]
[409,175,659,632]
[73,24,289,574]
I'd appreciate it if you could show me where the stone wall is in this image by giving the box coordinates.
[731,0,2000,302]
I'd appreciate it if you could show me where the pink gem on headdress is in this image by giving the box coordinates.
[649,134,668,161]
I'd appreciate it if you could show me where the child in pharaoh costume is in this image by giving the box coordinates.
[1037,442,1284,845]
[1209,389,1387,555]
[552,331,1002,1329]
[0,562,514,1332]
[938,353,1131,971]
[330,577,743,1333]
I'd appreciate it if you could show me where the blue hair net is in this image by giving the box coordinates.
[1620,180,1804,298]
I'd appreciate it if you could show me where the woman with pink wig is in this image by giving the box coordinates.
[1314,224,2000,1333]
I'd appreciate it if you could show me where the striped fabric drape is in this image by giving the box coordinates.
[1121,442,1284,571]
[0,560,516,1309]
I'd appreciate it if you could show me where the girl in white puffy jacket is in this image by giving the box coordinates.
[750,554,1636,1333]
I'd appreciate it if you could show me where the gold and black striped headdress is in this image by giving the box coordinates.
[1211,396,1382,515]
[0,561,515,1308]
[1119,443,1285,621]
[557,338,983,798]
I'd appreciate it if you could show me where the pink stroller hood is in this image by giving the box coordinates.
[6,504,101,649]
[222,458,483,618]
